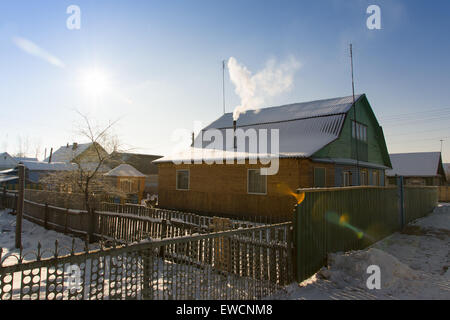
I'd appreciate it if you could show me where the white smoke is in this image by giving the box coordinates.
[227,56,300,120]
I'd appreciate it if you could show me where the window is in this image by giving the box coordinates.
[314,167,326,188]
[343,171,352,187]
[360,170,368,186]
[247,169,267,194]
[176,170,190,190]
[352,121,368,143]
[372,171,379,186]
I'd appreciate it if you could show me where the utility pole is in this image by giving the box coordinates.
[222,60,226,114]
[15,164,25,249]
[350,43,360,186]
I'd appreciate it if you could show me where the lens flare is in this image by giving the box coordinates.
[325,211,373,241]
[276,183,305,204]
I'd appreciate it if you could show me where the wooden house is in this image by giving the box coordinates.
[154,94,392,218]
[386,152,447,186]
[104,164,146,203]
[108,152,162,195]
[45,142,111,172]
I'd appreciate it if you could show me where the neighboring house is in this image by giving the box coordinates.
[154,94,392,218]
[109,152,162,195]
[0,160,74,189]
[19,160,76,184]
[104,164,146,204]
[45,142,111,172]
[0,152,18,170]
[386,152,447,186]
[444,163,450,185]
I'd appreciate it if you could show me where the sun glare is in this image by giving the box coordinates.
[79,68,110,96]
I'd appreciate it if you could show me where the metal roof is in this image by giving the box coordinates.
[386,152,443,177]
[19,160,76,171]
[156,95,362,163]
[44,143,92,163]
[0,175,18,183]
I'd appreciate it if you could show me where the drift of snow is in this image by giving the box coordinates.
[272,204,450,300]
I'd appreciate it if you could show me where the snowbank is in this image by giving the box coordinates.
[273,204,450,300]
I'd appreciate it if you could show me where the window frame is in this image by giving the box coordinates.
[313,167,327,188]
[360,169,368,186]
[351,120,368,143]
[247,169,267,195]
[176,169,190,191]
[343,171,352,187]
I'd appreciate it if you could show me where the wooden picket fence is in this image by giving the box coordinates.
[0,221,293,300]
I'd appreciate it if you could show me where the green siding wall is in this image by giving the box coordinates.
[312,96,390,167]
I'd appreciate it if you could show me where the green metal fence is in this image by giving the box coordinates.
[294,186,438,282]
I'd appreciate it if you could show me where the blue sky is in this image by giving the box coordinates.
[1,0,449,162]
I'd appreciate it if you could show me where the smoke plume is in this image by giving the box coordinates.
[227,56,300,120]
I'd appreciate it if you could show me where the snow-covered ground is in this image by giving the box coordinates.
[0,209,96,266]
[273,203,450,300]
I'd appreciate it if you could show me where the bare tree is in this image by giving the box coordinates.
[15,135,31,158]
[41,112,125,212]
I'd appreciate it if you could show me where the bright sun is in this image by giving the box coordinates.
[79,68,110,96]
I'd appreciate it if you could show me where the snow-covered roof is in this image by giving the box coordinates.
[104,164,146,177]
[44,143,92,163]
[14,156,38,162]
[156,95,362,163]
[386,152,442,177]
[0,152,18,169]
[445,163,450,181]
[0,175,18,183]
[19,160,76,171]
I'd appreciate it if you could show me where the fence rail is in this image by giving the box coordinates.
[2,192,264,243]
[0,222,293,300]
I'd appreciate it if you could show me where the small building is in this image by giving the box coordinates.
[386,152,447,186]
[109,152,162,195]
[444,163,450,185]
[104,164,146,204]
[154,94,392,218]
[0,152,18,170]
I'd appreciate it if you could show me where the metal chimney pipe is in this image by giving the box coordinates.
[233,120,237,150]
[48,148,53,163]
[191,132,195,146]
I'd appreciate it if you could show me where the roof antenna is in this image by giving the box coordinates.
[350,43,360,185]
[222,59,227,115]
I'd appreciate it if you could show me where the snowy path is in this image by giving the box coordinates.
[272,204,450,300]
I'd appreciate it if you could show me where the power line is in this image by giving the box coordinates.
[379,106,450,121]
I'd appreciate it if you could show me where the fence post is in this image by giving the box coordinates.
[64,208,69,234]
[89,208,97,243]
[159,219,167,258]
[44,203,49,229]
[15,165,25,249]
[13,193,17,214]
[397,176,405,229]
[1,187,6,209]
